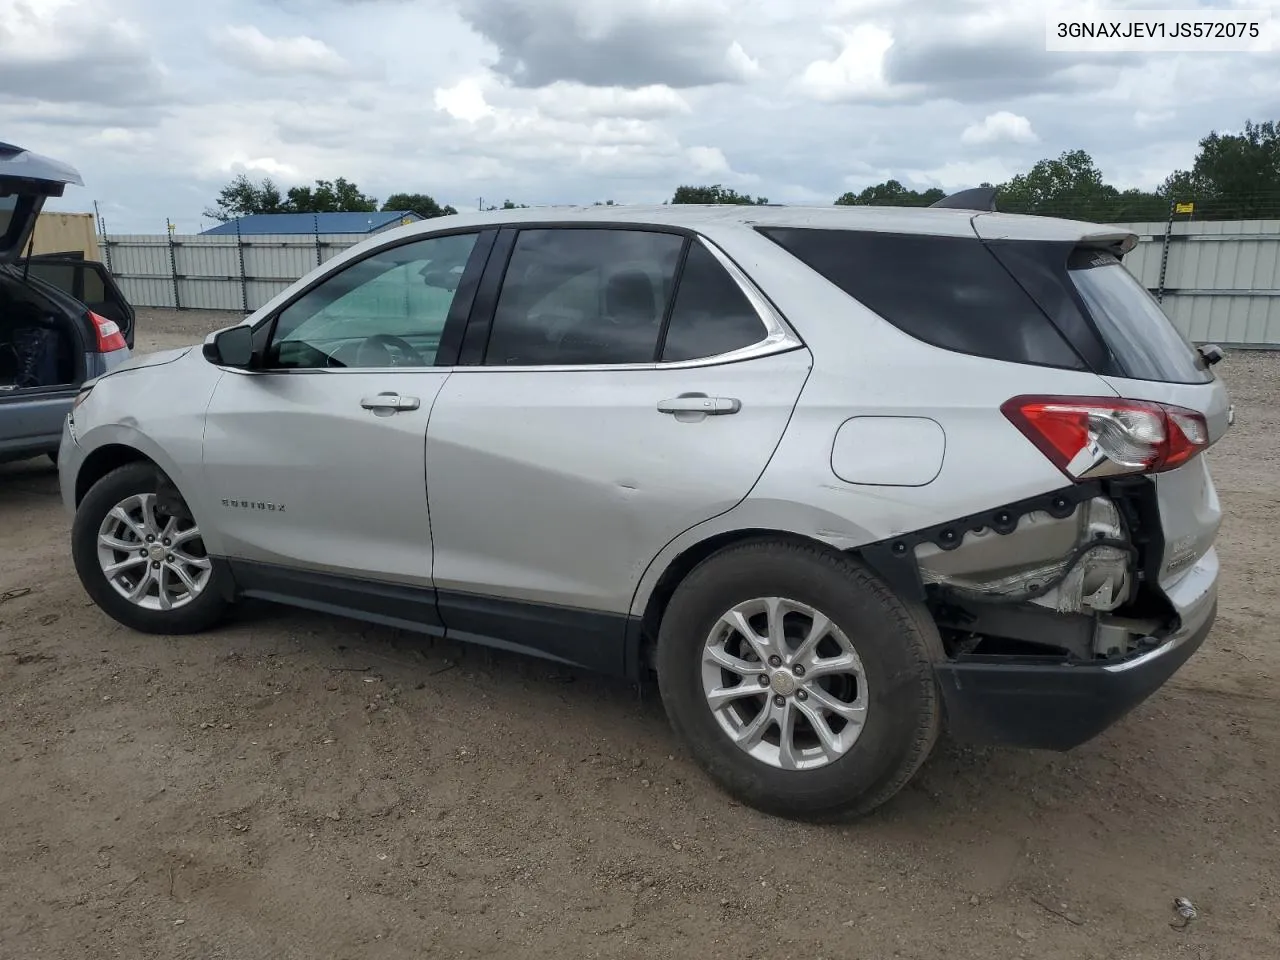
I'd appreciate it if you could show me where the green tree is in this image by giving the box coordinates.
[996,149,1110,216]
[382,193,458,218]
[1161,120,1280,218]
[671,184,769,205]
[834,180,945,207]
[205,174,380,220]
[203,174,287,221]
[285,177,378,214]
[1111,187,1171,221]
[482,200,530,210]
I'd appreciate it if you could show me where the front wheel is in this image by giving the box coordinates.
[71,462,230,634]
[656,539,941,821]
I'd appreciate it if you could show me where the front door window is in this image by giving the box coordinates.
[267,232,480,369]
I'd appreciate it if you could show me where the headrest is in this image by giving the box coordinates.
[605,270,657,323]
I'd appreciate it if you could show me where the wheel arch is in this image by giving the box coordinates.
[74,443,156,506]
[634,526,859,674]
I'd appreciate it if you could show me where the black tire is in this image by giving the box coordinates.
[71,461,230,634]
[656,538,942,821]
[47,451,59,466]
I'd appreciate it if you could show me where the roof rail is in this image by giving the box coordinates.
[929,186,998,212]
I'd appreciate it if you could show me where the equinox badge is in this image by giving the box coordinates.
[222,498,286,513]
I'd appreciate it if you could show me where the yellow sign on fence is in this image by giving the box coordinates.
[1174,201,1195,215]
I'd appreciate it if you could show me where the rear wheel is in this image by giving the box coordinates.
[656,539,941,821]
[71,462,230,634]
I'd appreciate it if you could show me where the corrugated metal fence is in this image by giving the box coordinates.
[1111,220,1280,347]
[102,218,1280,346]
[101,232,362,314]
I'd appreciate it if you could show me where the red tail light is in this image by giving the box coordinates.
[1002,395,1209,479]
[89,311,127,353]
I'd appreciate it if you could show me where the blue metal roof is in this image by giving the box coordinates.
[200,211,422,235]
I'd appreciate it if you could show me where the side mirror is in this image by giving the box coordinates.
[1198,343,1225,366]
[203,325,255,368]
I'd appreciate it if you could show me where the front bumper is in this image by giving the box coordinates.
[935,551,1219,751]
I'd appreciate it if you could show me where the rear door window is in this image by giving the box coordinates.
[758,227,1084,369]
[482,228,685,366]
[1068,249,1212,384]
[659,241,766,362]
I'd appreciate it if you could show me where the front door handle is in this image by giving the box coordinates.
[361,393,420,412]
[658,395,741,415]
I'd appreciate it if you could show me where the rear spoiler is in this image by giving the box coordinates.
[929,188,1138,254]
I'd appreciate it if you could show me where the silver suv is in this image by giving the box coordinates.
[58,197,1228,819]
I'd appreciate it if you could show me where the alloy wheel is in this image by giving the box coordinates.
[95,493,212,612]
[701,596,869,771]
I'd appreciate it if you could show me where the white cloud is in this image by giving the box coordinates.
[530,83,692,120]
[900,158,1021,191]
[211,25,350,78]
[0,0,139,62]
[1134,109,1176,130]
[0,0,166,105]
[961,111,1038,146]
[797,25,912,103]
[434,77,494,123]
[8,0,1279,231]
[725,41,762,80]
[687,146,732,176]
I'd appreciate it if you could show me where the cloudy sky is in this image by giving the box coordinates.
[4,0,1279,232]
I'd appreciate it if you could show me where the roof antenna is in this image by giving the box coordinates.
[929,187,998,212]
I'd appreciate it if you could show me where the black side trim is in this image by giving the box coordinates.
[458,227,516,365]
[224,560,636,677]
[434,228,497,366]
[650,235,692,362]
[229,560,445,636]
[436,589,633,677]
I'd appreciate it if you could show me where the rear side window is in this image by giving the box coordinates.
[0,194,34,253]
[22,262,107,302]
[0,195,15,238]
[1068,250,1211,384]
[484,228,685,366]
[660,242,765,362]
[758,228,1083,369]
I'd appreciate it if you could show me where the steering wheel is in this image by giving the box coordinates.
[354,334,426,367]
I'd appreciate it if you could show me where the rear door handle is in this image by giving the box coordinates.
[657,395,741,415]
[361,393,420,412]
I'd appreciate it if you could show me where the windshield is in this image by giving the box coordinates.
[1069,250,1212,384]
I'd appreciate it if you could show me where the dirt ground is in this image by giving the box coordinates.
[1,307,1276,960]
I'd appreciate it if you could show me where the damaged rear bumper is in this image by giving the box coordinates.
[935,550,1218,751]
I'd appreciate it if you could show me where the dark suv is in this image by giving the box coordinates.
[1,142,134,464]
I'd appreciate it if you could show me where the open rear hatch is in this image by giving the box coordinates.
[16,253,135,350]
[0,142,84,264]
